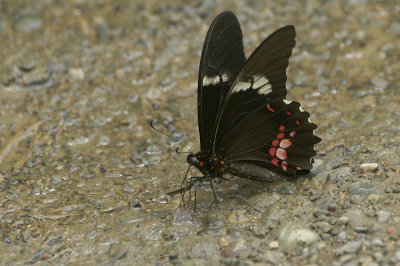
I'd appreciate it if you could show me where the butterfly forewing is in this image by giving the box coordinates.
[213,26,296,153]
[198,11,246,152]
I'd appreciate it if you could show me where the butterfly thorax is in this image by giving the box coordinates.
[187,152,228,178]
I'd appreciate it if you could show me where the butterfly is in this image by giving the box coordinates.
[168,11,321,197]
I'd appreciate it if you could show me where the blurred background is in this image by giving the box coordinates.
[0,0,399,264]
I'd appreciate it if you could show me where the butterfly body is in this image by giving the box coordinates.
[187,152,227,178]
[182,11,321,191]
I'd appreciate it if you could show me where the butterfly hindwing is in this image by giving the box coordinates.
[223,98,321,175]
[198,11,246,152]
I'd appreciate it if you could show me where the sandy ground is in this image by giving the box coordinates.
[0,0,399,265]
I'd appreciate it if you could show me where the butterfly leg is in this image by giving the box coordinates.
[209,179,219,204]
[194,183,198,213]
[180,165,192,205]
[182,176,204,211]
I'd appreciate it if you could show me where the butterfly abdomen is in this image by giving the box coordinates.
[229,161,274,182]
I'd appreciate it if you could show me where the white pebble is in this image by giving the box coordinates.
[69,67,85,80]
[268,241,279,249]
[360,163,379,172]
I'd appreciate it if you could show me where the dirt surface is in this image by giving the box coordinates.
[0,0,399,265]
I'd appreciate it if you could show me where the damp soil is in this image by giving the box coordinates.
[0,0,399,265]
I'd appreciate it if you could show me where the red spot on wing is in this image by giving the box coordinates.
[267,104,276,112]
[271,158,279,166]
[269,147,276,156]
[277,133,284,139]
[282,161,288,171]
[290,131,296,137]
[296,120,300,125]
[280,139,293,148]
[276,148,287,160]
[279,125,286,131]
[272,139,280,147]
[286,111,292,115]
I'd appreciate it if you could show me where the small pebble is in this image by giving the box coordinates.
[152,210,170,219]
[129,199,142,209]
[338,216,349,225]
[387,226,396,235]
[354,227,368,234]
[268,241,279,250]
[277,226,320,248]
[390,251,400,263]
[350,195,363,204]
[69,67,85,80]
[122,187,135,193]
[337,231,347,242]
[392,188,400,194]
[15,18,43,32]
[315,221,333,233]
[218,237,228,247]
[373,252,384,261]
[19,61,36,72]
[367,194,381,203]
[360,163,379,172]
[336,241,363,255]
[376,210,391,223]
[371,238,384,247]
[339,254,353,263]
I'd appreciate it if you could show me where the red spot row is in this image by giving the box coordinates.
[266,102,302,172]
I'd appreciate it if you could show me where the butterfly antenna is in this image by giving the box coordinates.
[149,120,192,154]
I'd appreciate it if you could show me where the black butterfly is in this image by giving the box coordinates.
[170,11,321,196]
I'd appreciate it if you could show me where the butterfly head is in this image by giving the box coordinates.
[186,153,199,166]
[187,152,210,170]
